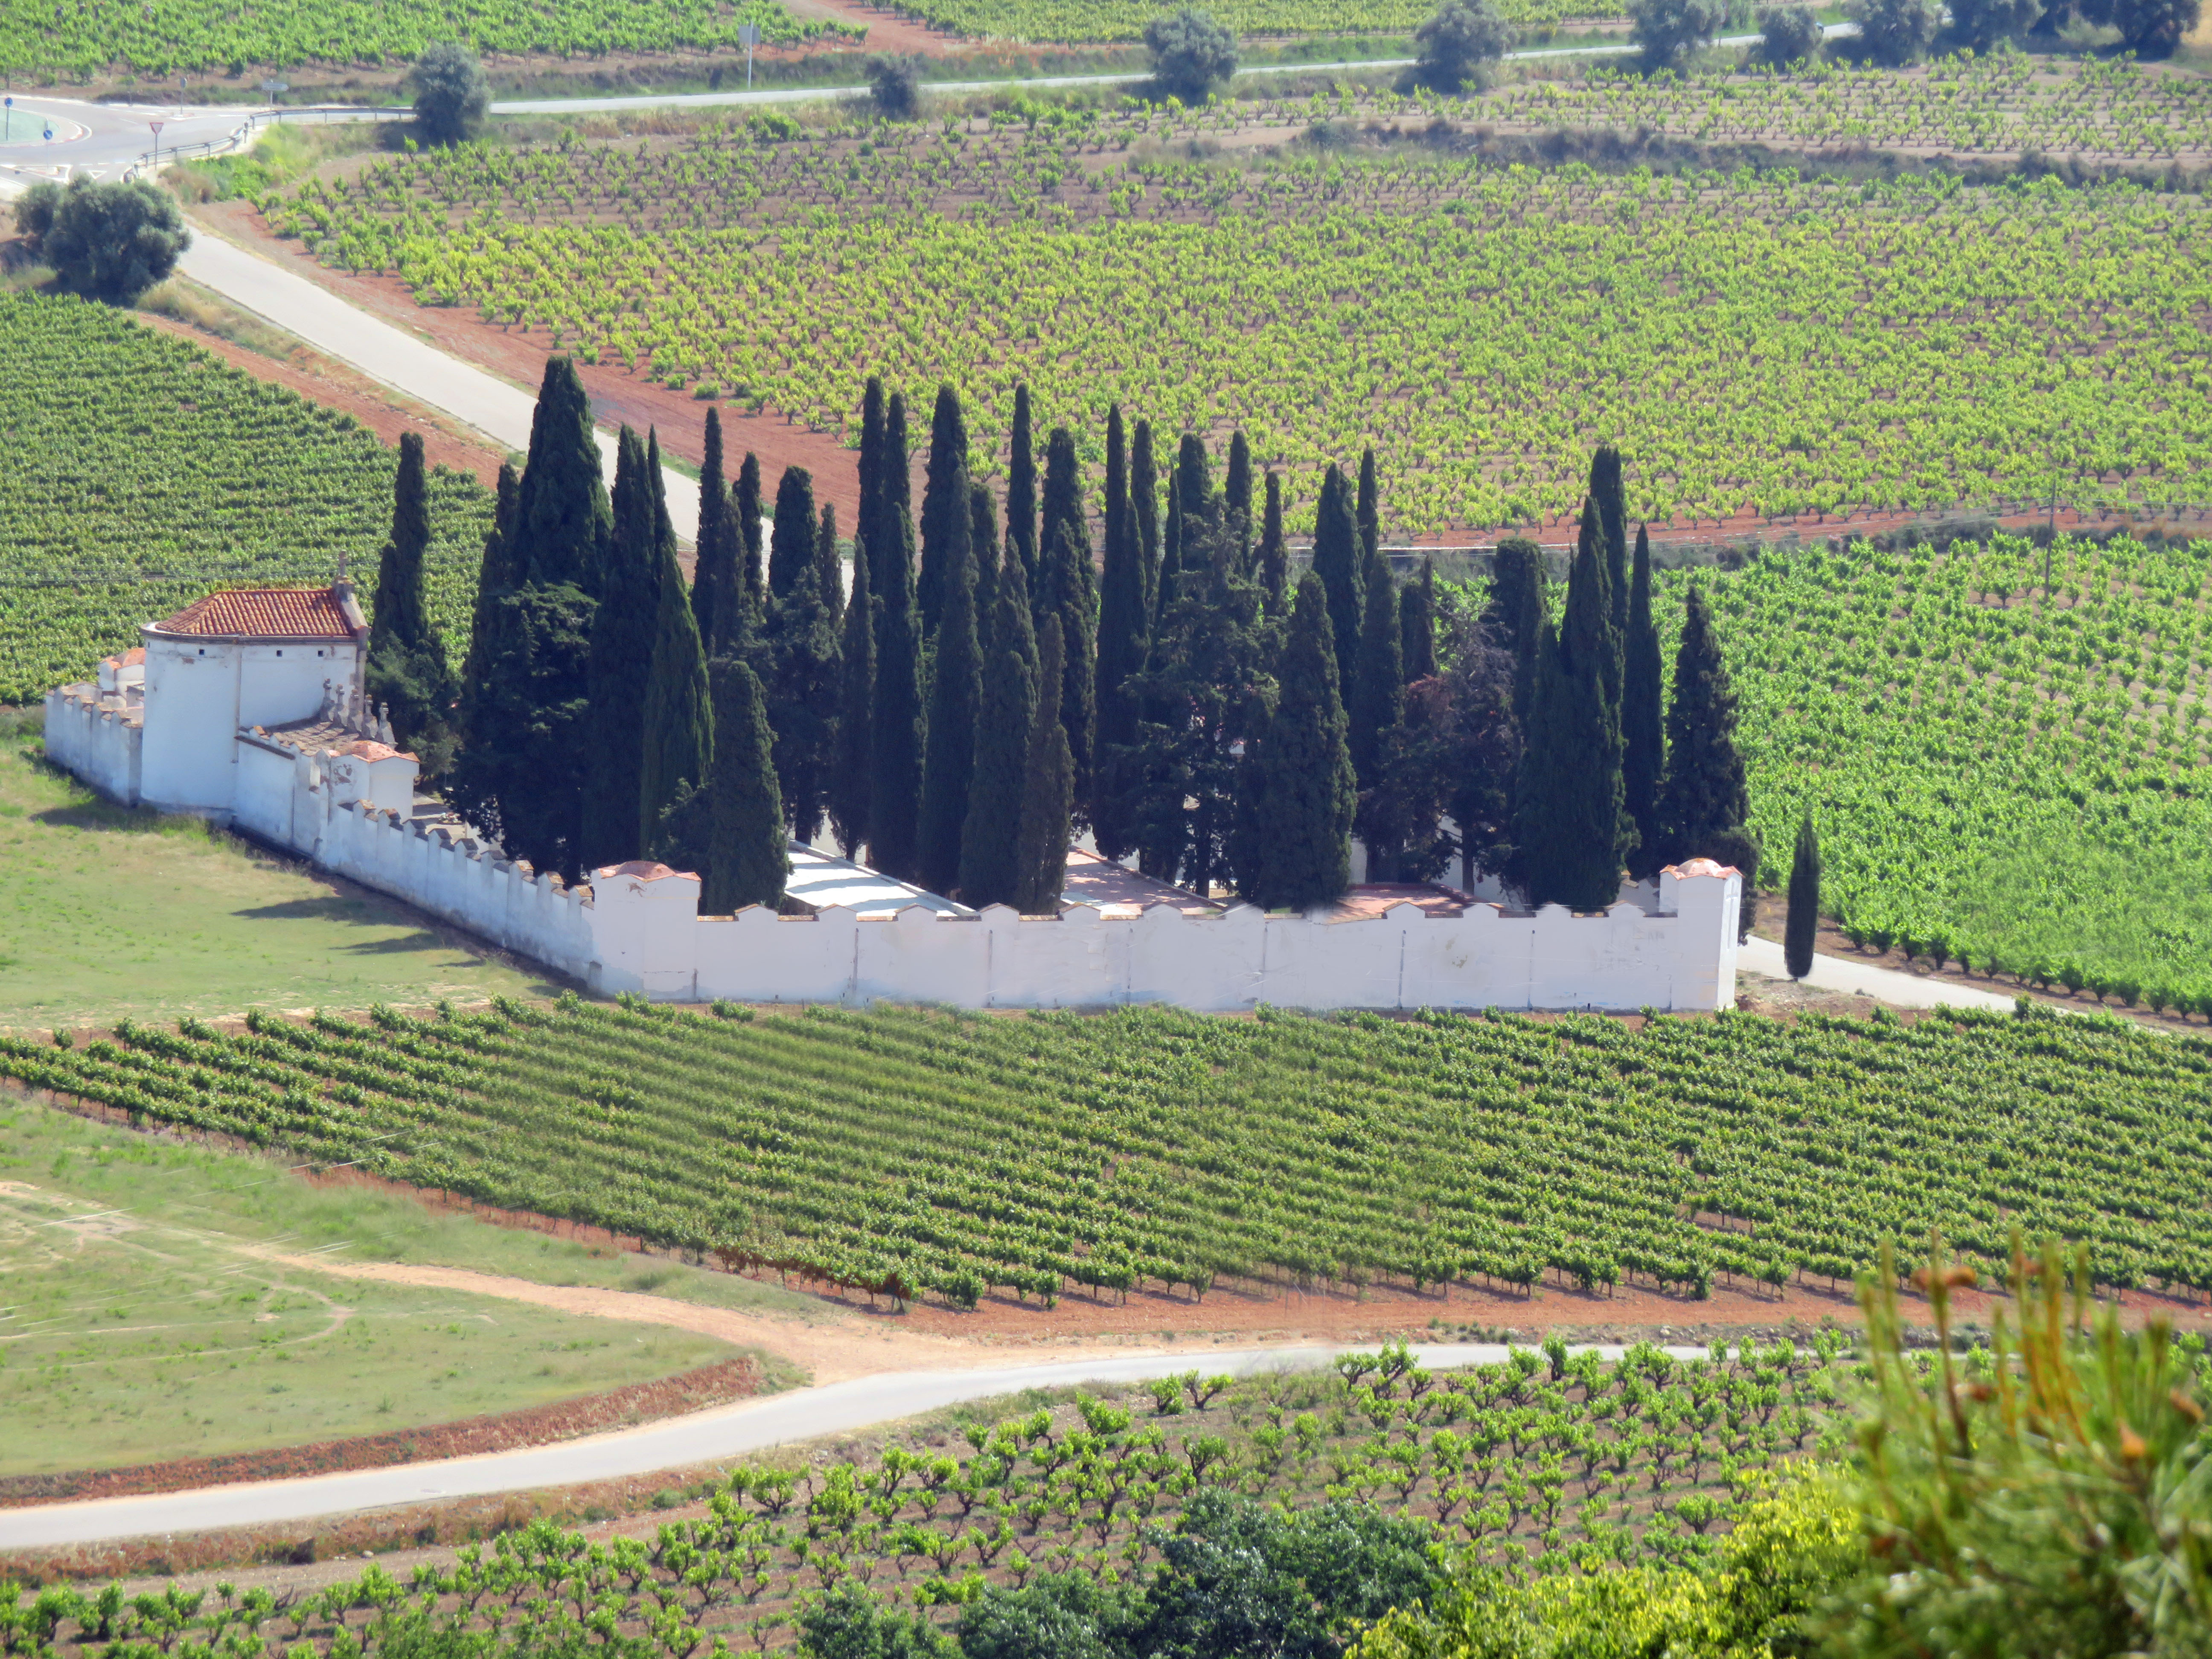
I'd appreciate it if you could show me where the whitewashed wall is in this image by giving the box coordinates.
[41,688,142,806]
[591,864,1740,1013]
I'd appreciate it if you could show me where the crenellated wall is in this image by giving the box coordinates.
[590,863,1741,1013]
[41,687,143,806]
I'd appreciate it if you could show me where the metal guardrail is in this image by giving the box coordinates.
[123,104,410,180]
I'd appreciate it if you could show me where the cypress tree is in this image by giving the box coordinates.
[764,541,840,847]
[366,431,457,771]
[1573,494,1622,713]
[1784,811,1821,981]
[917,383,969,636]
[447,371,600,880]
[1590,445,1629,645]
[916,455,979,894]
[1131,417,1161,622]
[767,466,816,600]
[867,390,925,879]
[692,658,788,913]
[1349,550,1402,790]
[857,377,887,590]
[1037,427,1097,814]
[1244,572,1353,911]
[692,407,734,655]
[827,536,875,859]
[960,544,1037,908]
[1515,524,1627,911]
[1012,614,1073,914]
[1256,470,1287,613]
[639,431,713,846]
[459,459,518,699]
[1094,404,1147,861]
[1658,581,1752,867]
[508,356,609,592]
[1400,555,1436,682]
[1622,522,1666,879]
[815,502,843,632]
[1006,381,1038,588]
[1486,537,1548,726]
[1225,429,1253,564]
[1158,484,1184,630]
[577,428,659,869]
[969,482,999,633]
[1309,463,1363,707]
[1175,432,1214,527]
[1356,445,1382,568]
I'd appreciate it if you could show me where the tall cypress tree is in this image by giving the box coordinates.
[1784,812,1820,980]
[857,376,887,591]
[1225,430,1253,565]
[1158,485,1184,632]
[1356,446,1382,569]
[815,503,843,633]
[366,431,457,771]
[960,552,1037,907]
[692,408,734,655]
[1256,470,1287,614]
[1572,494,1622,714]
[1174,432,1214,529]
[1515,524,1627,911]
[1012,614,1073,914]
[764,540,839,846]
[916,456,979,894]
[1622,523,1666,879]
[867,391,925,879]
[1400,555,1436,683]
[917,383,969,636]
[1243,572,1353,911]
[1349,551,1402,790]
[639,431,713,846]
[827,536,875,859]
[578,428,658,869]
[970,482,999,634]
[1309,463,1363,708]
[1131,417,1161,623]
[1485,537,1548,727]
[1657,581,1751,869]
[733,449,766,634]
[1037,427,1097,815]
[1006,381,1038,588]
[508,356,609,592]
[1093,404,1147,861]
[664,658,786,914]
[1590,445,1629,646]
[767,466,816,601]
[448,366,604,881]
[459,459,518,700]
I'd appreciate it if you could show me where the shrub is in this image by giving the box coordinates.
[409,42,490,147]
[1411,0,1518,91]
[1144,7,1239,103]
[1752,3,1826,62]
[867,55,923,119]
[2099,0,2201,52]
[14,178,189,303]
[1848,0,1941,60]
[1947,0,2045,47]
[1631,0,1731,68]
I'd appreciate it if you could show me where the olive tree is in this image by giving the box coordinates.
[1752,2,1826,61]
[867,55,922,118]
[1631,0,1731,70]
[409,42,490,146]
[1412,0,1518,90]
[13,177,189,303]
[1144,8,1239,104]
[2098,0,2201,53]
[1947,0,2044,48]
[1847,0,1941,60]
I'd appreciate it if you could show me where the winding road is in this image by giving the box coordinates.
[0,1340,1702,1548]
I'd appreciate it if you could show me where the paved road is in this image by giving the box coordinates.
[178,227,704,538]
[1738,935,2021,1013]
[0,1341,1700,1546]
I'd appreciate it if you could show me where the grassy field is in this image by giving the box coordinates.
[0,1100,754,1477]
[0,736,560,1032]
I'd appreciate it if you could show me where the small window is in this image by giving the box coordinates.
[198,648,206,657]
[275,649,283,657]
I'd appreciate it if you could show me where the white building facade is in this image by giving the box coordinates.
[45,585,1743,1013]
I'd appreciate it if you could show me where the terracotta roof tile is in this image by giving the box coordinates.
[153,587,363,641]
[1665,859,1740,880]
[101,646,146,668]
[598,861,686,882]
[341,740,403,762]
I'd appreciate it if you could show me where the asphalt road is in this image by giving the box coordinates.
[1737,935,2021,1012]
[0,1341,1702,1547]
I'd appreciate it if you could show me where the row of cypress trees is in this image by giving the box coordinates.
[368,365,1760,920]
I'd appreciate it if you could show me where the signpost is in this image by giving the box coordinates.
[259,77,288,106]
[3,97,12,142]
[739,22,761,89]
[148,118,163,166]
